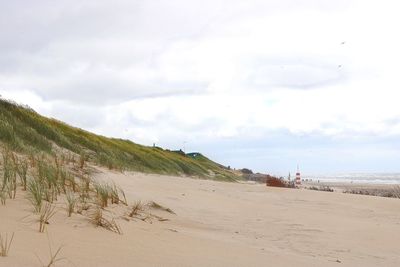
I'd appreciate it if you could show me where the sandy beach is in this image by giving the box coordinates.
[1,168,400,267]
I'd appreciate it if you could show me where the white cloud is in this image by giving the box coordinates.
[1,0,400,172]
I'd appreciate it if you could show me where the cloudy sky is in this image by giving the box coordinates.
[1,0,400,175]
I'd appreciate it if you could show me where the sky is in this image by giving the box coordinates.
[1,0,400,175]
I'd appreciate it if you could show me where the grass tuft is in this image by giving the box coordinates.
[129,200,144,217]
[39,202,57,233]
[88,207,122,234]
[65,190,77,217]
[0,232,14,257]
[27,178,44,213]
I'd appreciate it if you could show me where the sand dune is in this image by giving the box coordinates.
[1,168,400,266]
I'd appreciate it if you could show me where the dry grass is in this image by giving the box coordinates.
[44,245,64,267]
[147,201,175,214]
[39,202,57,233]
[88,207,122,234]
[126,200,175,223]
[129,200,144,217]
[0,232,14,257]
[94,183,111,208]
[35,236,66,267]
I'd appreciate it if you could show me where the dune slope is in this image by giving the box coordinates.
[0,98,237,181]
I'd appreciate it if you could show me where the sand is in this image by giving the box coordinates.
[1,168,400,267]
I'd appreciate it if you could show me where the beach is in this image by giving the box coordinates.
[1,168,400,267]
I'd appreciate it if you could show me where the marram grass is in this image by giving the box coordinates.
[0,98,239,181]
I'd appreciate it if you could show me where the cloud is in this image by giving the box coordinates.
[1,0,400,173]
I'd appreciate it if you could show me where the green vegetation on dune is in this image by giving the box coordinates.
[0,98,239,181]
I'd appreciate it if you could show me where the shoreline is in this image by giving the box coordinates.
[302,180,399,190]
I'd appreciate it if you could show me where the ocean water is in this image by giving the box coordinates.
[304,173,400,184]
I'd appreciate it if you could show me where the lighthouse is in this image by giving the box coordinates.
[295,165,301,185]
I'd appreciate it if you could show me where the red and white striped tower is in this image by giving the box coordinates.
[295,165,301,185]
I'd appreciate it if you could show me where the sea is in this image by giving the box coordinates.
[304,173,400,184]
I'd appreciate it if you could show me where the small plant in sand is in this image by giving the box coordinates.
[39,245,65,267]
[66,172,76,193]
[45,246,64,267]
[127,200,175,223]
[94,183,111,208]
[129,200,144,217]
[16,159,29,191]
[58,168,67,194]
[0,232,14,257]
[0,189,6,205]
[79,152,87,169]
[36,236,66,267]
[27,178,44,212]
[119,187,128,206]
[77,188,90,214]
[88,207,122,234]
[2,151,17,199]
[80,174,91,194]
[110,183,120,205]
[39,202,57,233]
[147,201,175,214]
[65,190,77,217]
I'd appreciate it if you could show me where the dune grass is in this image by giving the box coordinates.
[0,189,6,205]
[0,148,130,237]
[65,190,77,217]
[39,202,57,233]
[88,207,122,234]
[0,98,239,181]
[27,178,45,213]
[36,237,66,267]
[44,245,65,267]
[0,232,14,257]
[129,200,144,217]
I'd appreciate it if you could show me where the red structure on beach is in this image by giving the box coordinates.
[296,165,301,185]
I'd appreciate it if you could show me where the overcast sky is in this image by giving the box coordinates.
[1,0,400,175]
